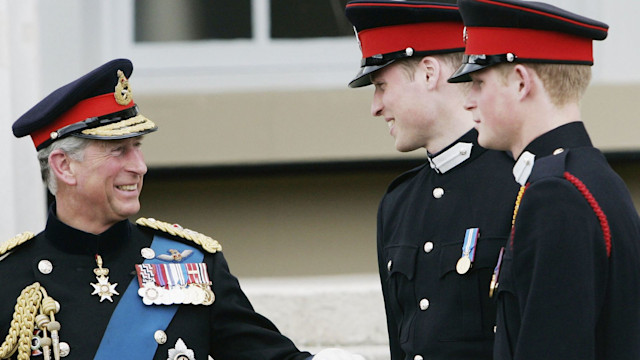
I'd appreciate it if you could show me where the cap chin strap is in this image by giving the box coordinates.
[462,53,517,66]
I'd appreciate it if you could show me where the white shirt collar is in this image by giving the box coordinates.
[512,151,535,186]
[427,142,473,174]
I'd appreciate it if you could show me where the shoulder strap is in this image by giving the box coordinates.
[136,217,222,253]
[0,231,35,260]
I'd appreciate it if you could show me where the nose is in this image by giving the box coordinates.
[370,90,383,117]
[463,92,476,112]
[126,147,148,176]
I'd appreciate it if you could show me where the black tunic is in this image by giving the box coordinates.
[0,208,312,360]
[494,122,640,360]
[377,129,519,360]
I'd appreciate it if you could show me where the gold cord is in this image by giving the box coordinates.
[512,185,527,227]
[0,283,59,360]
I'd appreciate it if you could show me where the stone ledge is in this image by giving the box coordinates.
[241,273,389,358]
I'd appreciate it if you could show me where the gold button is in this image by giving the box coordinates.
[423,242,434,253]
[419,298,430,311]
[433,187,445,199]
[553,148,565,155]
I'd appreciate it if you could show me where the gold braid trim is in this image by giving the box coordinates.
[0,232,35,259]
[0,283,59,360]
[512,185,527,227]
[136,218,222,254]
[80,114,156,137]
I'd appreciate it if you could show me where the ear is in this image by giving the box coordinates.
[421,56,440,90]
[513,64,533,101]
[49,149,77,187]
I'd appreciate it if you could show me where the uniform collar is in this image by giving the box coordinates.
[44,203,131,255]
[427,129,485,174]
[512,121,592,185]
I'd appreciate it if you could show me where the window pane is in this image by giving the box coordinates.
[135,0,252,42]
[270,0,353,39]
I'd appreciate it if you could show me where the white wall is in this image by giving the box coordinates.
[0,0,46,241]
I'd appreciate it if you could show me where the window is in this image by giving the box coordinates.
[103,0,363,92]
[135,0,252,42]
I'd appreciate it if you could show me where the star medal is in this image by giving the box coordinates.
[91,254,119,302]
[456,228,479,275]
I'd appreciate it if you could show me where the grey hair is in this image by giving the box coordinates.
[37,136,91,195]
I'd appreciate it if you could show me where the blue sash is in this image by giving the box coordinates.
[94,235,204,359]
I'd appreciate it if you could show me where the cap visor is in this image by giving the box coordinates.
[447,62,489,83]
[348,61,395,88]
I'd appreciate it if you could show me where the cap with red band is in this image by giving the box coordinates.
[13,58,157,150]
[345,0,465,88]
[448,0,608,83]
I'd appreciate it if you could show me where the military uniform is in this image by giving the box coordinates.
[449,1,640,359]
[1,58,315,360]
[494,123,640,359]
[377,130,518,360]
[0,208,312,360]
[345,2,519,359]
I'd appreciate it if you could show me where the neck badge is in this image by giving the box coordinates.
[91,255,119,302]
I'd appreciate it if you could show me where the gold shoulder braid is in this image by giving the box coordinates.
[0,232,35,261]
[0,283,61,360]
[136,218,222,254]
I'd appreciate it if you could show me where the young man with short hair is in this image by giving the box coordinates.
[450,0,640,358]
[345,1,519,359]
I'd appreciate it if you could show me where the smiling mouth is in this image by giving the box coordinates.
[387,119,395,129]
[117,185,137,191]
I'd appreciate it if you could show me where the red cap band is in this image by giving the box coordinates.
[358,21,464,59]
[31,93,136,148]
[465,26,593,63]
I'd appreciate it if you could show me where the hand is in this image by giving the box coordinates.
[313,348,367,360]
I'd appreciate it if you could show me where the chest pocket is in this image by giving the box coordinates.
[384,244,418,344]
[437,236,506,341]
[385,245,418,281]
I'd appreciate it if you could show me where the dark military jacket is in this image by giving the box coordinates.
[0,207,312,360]
[378,129,519,360]
[494,122,640,360]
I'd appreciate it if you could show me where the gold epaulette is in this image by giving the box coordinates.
[136,218,222,254]
[0,231,35,260]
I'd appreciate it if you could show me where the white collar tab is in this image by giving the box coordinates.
[428,142,473,174]
[513,151,536,186]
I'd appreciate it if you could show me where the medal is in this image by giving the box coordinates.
[135,263,214,306]
[456,228,479,275]
[91,255,119,302]
[489,247,505,298]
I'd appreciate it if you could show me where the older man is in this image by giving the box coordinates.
[0,59,363,360]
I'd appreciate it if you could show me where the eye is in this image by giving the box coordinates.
[110,145,125,155]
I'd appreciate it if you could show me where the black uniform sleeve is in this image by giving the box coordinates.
[207,252,312,360]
